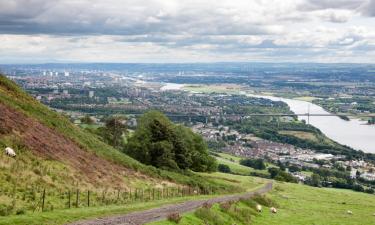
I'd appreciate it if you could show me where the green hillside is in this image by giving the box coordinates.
[150,181,375,225]
[0,75,241,218]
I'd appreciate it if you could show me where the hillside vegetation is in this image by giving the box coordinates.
[0,75,242,217]
[150,181,375,225]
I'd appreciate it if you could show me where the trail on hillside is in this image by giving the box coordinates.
[69,182,273,225]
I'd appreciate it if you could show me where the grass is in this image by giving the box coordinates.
[0,75,247,219]
[183,84,244,94]
[0,172,267,225]
[293,96,318,102]
[279,130,319,142]
[0,195,220,225]
[154,182,375,225]
[0,75,239,190]
[214,152,270,176]
[195,173,266,192]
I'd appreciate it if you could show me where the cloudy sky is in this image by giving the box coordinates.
[0,0,374,63]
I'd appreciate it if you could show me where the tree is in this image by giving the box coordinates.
[310,173,322,187]
[124,111,217,172]
[99,116,127,149]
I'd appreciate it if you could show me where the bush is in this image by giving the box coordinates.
[0,203,13,216]
[194,207,226,225]
[202,202,213,209]
[228,206,252,224]
[239,197,258,209]
[218,164,231,173]
[219,201,233,211]
[167,212,181,223]
[252,194,278,207]
[240,158,266,170]
[16,208,26,215]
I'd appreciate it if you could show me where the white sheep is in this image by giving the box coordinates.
[347,210,353,215]
[256,204,262,212]
[4,147,16,157]
[270,207,277,214]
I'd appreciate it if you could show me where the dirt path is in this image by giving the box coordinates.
[69,182,273,225]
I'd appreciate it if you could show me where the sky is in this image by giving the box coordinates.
[0,0,374,63]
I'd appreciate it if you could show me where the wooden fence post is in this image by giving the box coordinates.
[87,190,90,207]
[76,189,79,208]
[41,188,46,212]
[68,191,71,208]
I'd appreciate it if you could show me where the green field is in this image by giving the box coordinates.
[183,84,243,94]
[214,152,271,176]
[150,182,375,225]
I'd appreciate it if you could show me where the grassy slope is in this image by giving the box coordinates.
[0,172,267,225]
[214,152,270,176]
[0,75,235,190]
[151,182,375,225]
[0,75,266,223]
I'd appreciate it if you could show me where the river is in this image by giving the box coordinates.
[160,83,375,153]
[248,94,375,153]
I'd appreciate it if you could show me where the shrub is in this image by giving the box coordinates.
[218,164,231,173]
[219,201,233,211]
[252,194,278,207]
[0,203,13,216]
[240,158,266,170]
[194,207,225,225]
[240,197,257,209]
[227,206,252,224]
[167,212,181,223]
[202,202,213,209]
[16,208,26,215]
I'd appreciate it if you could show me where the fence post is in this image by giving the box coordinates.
[68,191,71,208]
[102,190,105,204]
[117,189,120,203]
[76,189,79,208]
[87,190,90,207]
[42,188,46,212]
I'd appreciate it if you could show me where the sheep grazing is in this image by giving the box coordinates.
[4,147,16,157]
[347,210,353,215]
[256,204,262,212]
[270,207,277,214]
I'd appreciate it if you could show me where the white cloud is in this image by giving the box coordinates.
[0,0,374,63]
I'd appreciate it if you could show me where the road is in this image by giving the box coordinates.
[69,182,273,225]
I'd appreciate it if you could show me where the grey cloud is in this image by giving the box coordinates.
[300,0,365,10]
[361,0,375,16]
[0,0,282,36]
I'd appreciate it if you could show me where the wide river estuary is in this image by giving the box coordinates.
[248,94,375,153]
[161,83,375,153]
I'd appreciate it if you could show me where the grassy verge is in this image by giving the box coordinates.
[0,195,218,225]
[0,172,267,225]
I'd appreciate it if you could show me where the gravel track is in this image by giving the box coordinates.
[69,182,273,225]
